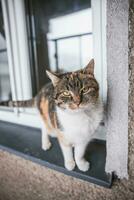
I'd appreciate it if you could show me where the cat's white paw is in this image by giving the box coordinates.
[42,141,52,151]
[77,159,90,172]
[65,160,75,171]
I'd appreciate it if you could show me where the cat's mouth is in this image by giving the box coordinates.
[69,104,79,110]
[57,102,88,110]
[68,103,86,110]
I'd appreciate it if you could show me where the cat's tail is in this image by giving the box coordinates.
[0,98,36,108]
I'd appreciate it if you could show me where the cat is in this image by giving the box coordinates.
[0,59,103,172]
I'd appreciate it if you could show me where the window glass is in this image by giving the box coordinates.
[58,38,80,71]
[0,1,12,101]
[47,8,92,71]
[25,0,92,90]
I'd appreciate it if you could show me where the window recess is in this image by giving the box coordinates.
[0,0,113,187]
[0,0,106,135]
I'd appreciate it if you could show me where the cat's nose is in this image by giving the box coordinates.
[73,95,81,106]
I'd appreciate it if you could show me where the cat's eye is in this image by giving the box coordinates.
[62,91,71,96]
[81,87,90,94]
[81,87,95,94]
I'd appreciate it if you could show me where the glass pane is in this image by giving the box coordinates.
[47,8,92,39]
[0,1,12,101]
[58,38,80,71]
[47,8,93,72]
[25,0,92,89]
[81,34,93,67]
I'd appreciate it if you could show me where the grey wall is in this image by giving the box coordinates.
[128,0,134,180]
[105,0,128,178]
[0,0,134,199]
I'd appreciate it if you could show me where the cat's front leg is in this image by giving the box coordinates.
[41,128,52,151]
[74,143,90,172]
[40,116,52,151]
[58,139,75,171]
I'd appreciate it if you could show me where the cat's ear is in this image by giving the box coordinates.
[83,59,94,75]
[46,70,60,86]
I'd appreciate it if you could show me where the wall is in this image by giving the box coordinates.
[0,0,134,199]
[106,0,128,178]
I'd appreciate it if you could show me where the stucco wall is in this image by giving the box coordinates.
[0,0,134,199]
[105,0,128,178]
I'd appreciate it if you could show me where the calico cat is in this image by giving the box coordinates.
[0,59,103,172]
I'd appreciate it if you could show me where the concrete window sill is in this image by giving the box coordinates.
[0,121,112,188]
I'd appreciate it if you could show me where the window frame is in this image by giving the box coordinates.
[0,0,40,127]
[92,0,107,103]
[0,0,106,130]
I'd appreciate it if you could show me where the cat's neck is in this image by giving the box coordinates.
[56,107,83,115]
[56,98,102,116]
[56,104,94,116]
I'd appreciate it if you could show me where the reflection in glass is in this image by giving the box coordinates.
[26,0,92,89]
[47,8,93,72]
[58,38,80,71]
[0,2,12,101]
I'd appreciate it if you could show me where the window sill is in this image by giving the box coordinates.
[0,121,112,188]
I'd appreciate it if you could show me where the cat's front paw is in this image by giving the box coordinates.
[65,160,75,171]
[42,141,52,151]
[77,159,90,172]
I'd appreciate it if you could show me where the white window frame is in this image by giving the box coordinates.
[92,0,107,103]
[0,0,106,129]
[0,0,41,127]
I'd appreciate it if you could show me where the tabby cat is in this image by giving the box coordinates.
[0,59,103,171]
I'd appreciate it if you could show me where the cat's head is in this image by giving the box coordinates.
[46,59,99,110]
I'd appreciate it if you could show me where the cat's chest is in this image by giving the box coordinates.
[56,108,95,143]
[61,112,89,131]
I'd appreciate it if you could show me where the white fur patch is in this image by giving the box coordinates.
[56,100,103,145]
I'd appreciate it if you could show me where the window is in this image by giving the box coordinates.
[0,0,106,138]
[0,0,34,125]
[0,2,11,102]
[0,0,113,187]
[0,0,128,180]
[47,8,93,72]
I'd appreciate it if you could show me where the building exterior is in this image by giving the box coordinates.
[0,0,133,199]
